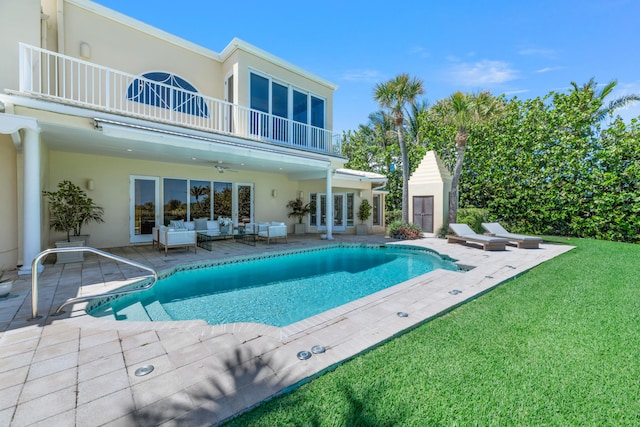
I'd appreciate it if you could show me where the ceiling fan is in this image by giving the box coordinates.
[211,161,237,173]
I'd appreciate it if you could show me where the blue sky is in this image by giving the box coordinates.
[94,0,640,134]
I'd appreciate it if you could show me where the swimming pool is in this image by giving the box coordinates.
[88,244,458,327]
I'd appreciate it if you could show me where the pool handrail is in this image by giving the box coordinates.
[30,246,158,319]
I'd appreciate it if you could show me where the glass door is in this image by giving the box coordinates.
[236,183,253,225]
[130,176,159,243]
[315,193,346,231]
[333,194,346,232]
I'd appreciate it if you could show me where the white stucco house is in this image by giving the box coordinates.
[0,0,387,272]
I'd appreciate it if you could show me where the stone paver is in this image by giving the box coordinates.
[0,234,572,425]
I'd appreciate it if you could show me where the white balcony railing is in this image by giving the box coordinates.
[18,43,341,155]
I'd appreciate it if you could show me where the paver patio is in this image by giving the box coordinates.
[0,234,572,426]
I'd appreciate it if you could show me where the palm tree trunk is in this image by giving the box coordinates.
[448,144,466,224]
[398,130,410,224]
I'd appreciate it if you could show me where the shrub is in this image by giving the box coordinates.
[385,210,402,225]
[388,221,423,240]
[457,207,490,234]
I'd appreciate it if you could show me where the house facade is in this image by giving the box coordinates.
[0,0,386,273]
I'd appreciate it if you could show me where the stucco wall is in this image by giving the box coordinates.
[62,2,223,99]
[0,136,19,269]
[0,0,41,92]
[46,151,330,247]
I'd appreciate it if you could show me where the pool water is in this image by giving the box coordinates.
[89,245,457,327]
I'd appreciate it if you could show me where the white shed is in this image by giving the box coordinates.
[408,151,452,234]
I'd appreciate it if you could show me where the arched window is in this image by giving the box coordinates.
[127,72,209,118]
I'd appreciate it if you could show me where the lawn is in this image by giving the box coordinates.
[224,238,640,426]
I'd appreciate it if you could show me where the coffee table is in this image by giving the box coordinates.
[196,228,257,250]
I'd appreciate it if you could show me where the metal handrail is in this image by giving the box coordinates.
[30,246,157,319]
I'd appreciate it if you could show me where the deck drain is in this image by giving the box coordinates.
[448,289,462,295]
[134,365,154,377]
[311,345,326,354]
[506,265,516,269]
[297,351,312,360]
[485,275,494,279]
[397,311,409,318]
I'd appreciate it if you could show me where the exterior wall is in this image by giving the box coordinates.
[62,2,223,98]
[0,135,19,269]
[408,151,452,235]
[0,0,41,92]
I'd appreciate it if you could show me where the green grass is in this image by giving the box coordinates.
[225,238,640,426]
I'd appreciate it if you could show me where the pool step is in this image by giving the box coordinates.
[114,301,151,321]
[142,299,172,321]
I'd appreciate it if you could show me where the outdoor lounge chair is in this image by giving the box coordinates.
[447,223,508,251]
[481,222,542,249]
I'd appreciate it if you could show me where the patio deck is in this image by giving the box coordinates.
[0,234,573,426]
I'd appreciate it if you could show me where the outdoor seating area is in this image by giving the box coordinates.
[152,219,289,253]
[447,223,508,251]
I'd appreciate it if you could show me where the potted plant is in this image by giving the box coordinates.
[43,180,104,263]
[0,265,16,297]
[286,197,311,235]
[217,216,233,234]
[356,199,372,235]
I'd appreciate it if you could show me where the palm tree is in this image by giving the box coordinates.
[569,78,640,122]
[373,74,425,223]
[432,91,503,225]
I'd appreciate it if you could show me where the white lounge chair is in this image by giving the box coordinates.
[155,226,197,255]
[256,222,288,244]
[447,223,508,251]
[481,223,542,249]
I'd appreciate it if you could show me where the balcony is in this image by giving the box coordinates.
[17,43,341,155]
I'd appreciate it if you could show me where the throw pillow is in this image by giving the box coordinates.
[170,219,186,229]
[194,218,208,231]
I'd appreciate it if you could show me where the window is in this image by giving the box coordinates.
[272,82,288,141]
[372,195,381,226]
[163,178,187,225]
[309,193,317,226]
[127,72,208,117]
[249,71,326,146]
[347,193,354,227]
[213,182,232,219]
[190,180,210,220]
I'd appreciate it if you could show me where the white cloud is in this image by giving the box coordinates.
[448,60,519,86]
[535,66,566,73]
[341,69,386,83]
[504,89,530,96]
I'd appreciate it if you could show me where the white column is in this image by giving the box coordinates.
[20,127,42,274]
[0,114,40,274]
[325,168,333,240]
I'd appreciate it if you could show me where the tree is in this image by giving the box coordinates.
[432,91,503,224]
[373,74,424,223]
[569,78,640,123]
